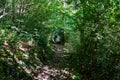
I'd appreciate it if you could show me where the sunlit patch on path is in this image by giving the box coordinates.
[33,65,75,80]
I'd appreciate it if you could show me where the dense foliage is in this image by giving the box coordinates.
[0,0,120,80]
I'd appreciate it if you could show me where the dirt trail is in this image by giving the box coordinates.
[33,44,75,80]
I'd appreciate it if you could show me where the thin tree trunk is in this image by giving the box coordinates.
[12,0,15,24]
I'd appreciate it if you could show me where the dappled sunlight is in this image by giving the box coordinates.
[33,65,76,80]
[0,0,120,80]
[1,39,43,77]
[2,40,76,79]
[1,38,76,80]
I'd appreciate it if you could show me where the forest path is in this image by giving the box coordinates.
[33,44,75,80]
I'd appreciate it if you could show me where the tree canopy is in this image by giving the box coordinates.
[0,0,120,80]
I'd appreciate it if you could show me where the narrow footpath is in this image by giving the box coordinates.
[33,44,75,80]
